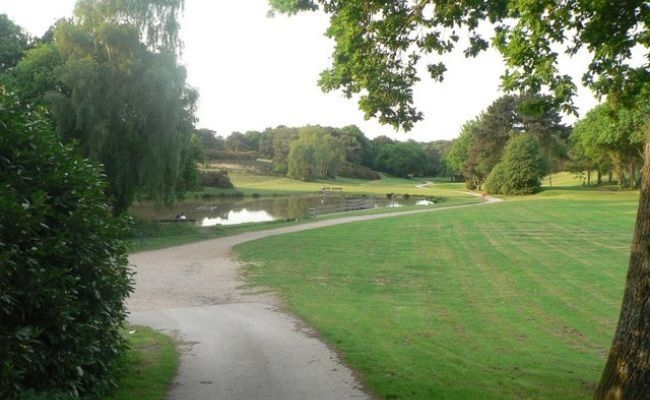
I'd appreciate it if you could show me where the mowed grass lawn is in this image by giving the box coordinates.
[236,189,638,399]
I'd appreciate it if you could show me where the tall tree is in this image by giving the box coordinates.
[469,94,565,187]
[374,140,429,178]
[73,0,184,53]
[287,126,344,180]
[270,126,299,174]
[568,130,610,186]
[10,0,194,213]
[444,119,477,183]
[422,140,451,177]
[226,131,251,153]
[367,135,395,170]
[572,102,645,188]
[270,1,650,397]
[446,95,565,188]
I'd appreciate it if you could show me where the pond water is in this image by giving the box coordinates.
[129,194,437,227]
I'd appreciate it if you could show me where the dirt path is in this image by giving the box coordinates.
[128,198,494,399]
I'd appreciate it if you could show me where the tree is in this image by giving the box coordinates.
[178,132,204,191]
[0,88,132,398]
[422,140,451,177]
[0,14,31,74]
[270,126,299,174]
[226,132,251,153]
[287,126,344,180]
[444,119,477,183]
[331,125,369,165]
[6,42,63,106]
[270,1,650,397]
[374,141,429,178]
[367,135,395,171]
[572,102,645,188]
[196,128,227,161]
[484,133,548,195]
[73,0,184,53]
[258,128,275,159]
[463,94,566,188]
[9,0,194,213]
[567,134,609,186]
[444,95,565,188]
[244,130,263,152]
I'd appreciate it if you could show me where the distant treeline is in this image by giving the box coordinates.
[196,125,452,180]
[196,94,645,193]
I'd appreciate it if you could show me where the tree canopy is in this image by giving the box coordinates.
[443,94,566,189]
[73,0,185,53]
[287,126,344,180]
[5,0,194,214]
[572,100,646,188]
[374,140,429,178]
[269,1,650,129]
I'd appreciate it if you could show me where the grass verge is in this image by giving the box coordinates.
[103,326,177,400]
[236,189,638,400]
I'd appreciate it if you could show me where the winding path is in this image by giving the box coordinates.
[128,194,498,400]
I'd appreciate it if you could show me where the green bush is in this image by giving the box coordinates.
[484,133,548,195]
[0,89,132,398]
[483,162,510,194]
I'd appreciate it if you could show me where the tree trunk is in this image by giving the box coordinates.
[594,131,650,399]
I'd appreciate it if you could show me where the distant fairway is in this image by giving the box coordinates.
[237,189,639,399]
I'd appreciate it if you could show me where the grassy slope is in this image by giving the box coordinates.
[236,188,638,399]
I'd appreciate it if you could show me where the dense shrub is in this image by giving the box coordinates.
[0,90,132,398]
[199,170,234,188]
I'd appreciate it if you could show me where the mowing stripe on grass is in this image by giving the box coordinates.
[237,192,637,399]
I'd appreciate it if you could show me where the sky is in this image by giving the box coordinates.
[2,0,600,142]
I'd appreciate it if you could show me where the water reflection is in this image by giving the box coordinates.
[202,209,275,226]
[129,194,437,227]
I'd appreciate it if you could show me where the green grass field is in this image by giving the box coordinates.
[236,189,639,399]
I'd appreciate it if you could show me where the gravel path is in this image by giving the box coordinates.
[127,199,495,399]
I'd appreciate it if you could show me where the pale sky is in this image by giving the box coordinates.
[2,0,599,141]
